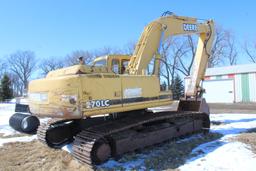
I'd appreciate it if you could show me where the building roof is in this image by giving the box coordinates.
[205,63,256,76]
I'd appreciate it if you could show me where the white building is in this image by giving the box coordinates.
[185,64,256,103]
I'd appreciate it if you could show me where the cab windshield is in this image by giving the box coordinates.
[93,59,107,67]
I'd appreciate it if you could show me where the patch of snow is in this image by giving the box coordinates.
[62,143,73,153]
[211,114,256,136]
[0,135,37,146]
[100,113,256,170]
[10,98,28,104]
[0,104,17,136]
[179,142,256,171]
[101,158,145,170]
[179,114,256,171]
[0,103,47,144]
[10,99,16,103]
[211,113,256,123]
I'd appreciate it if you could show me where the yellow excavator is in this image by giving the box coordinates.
[9,13,215,167]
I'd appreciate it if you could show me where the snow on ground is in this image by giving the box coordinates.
[62,143,73,153]
[1,102,256,170]
[0,102,69,151]
[0,103,38,145]
[0,135,37,146]
[0,103,18,136]
[179,114,256,171]
[100,114,256,170]
[179,142,256,171]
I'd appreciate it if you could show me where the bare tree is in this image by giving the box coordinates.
[94,46,123,57]
[244,41,256,63]
[225,31,238,65]
[8,73,23,96]
[7,50,37,93]
[123,41,136,55]
[159,38,173,87]
[185,35,196,73]
[159,37,189,88]
[65,47,124,67]
[0,60,7,79]
[175,26,237,71]
[157,25,235,89]
[175,35,196,76]
[40,57,65,76]
[208,25,229,67]
[66,50,95,66]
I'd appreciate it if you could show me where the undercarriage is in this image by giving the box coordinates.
[37,108,210,168]
[9,99,210,168]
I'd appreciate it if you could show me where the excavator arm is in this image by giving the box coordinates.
[127,14,215,97]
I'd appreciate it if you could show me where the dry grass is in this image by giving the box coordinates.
[230,128,256,154]
[0,140,91,171]
[99,132,222,170]
[0,132,222,171]
[0,133,29,139]
[143,133,222,170]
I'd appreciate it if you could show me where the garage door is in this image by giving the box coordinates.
[203,79,234,103]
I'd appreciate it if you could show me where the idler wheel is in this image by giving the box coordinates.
[92,139,111,164]
[45,121,75,148]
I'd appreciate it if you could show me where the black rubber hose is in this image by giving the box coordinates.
[9,113,40,134]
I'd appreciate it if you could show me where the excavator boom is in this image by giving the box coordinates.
[128,14,215,97]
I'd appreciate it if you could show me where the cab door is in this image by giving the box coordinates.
[111,59,120,74]
[121,59,129,74]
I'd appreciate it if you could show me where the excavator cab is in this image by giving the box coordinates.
[93,55,130,74]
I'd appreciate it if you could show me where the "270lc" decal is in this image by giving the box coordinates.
[85,100,110,109]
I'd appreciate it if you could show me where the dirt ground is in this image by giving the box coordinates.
[0,140,90,171]
[0,133,28,139]
[0,133,222,171]
[152,102,256,114]
[209,103,256,114]
[231,128,256,154]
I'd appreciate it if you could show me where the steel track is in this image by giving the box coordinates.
[37,111,209,168]
[72,111,209,168]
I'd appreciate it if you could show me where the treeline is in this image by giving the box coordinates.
[0,25,255,100]
[158,25,255,99]
[0,43,135,99]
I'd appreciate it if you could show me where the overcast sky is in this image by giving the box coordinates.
[0,0,255,64]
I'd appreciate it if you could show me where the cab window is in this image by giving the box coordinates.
[112,59,119,74]
[94,59,107,66]
[121,60,129,74]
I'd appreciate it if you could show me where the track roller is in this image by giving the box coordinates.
[91,139,112,164]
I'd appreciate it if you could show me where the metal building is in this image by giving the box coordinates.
[185,64,256,103]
